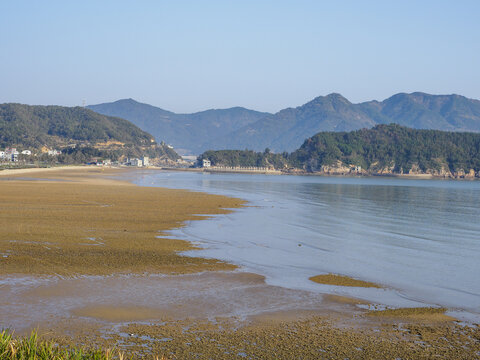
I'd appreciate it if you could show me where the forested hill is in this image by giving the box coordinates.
[0,103,180,161]
[198,149,289,169]
[198,125,480,178]
[88,98,270,154]
[290,124,480,176]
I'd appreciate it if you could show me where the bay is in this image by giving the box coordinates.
[130,171,480,317]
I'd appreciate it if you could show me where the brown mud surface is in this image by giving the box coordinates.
[71,305,167,322]
[368,306,457,322]
[0,167,244,275]
[309,273,382,288]
[47,315,480,359]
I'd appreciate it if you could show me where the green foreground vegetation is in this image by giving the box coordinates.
[0,330,120,360]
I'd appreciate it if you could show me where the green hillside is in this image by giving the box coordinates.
[198,149,289,169]
[0,103,180,162]
[291,124,480,175]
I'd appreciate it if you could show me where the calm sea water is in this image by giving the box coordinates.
[130,171,480,317]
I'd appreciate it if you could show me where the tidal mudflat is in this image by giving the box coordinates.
[1,167,479,358]
[0,167,243,275]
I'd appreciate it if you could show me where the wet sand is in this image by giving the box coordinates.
[1,166,479,358]
[103,317,479,359]
[5,269,478,359]
[44,305,479,359]
[309,273,383,288]
[0,166,244,275]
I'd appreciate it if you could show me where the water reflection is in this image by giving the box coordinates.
[131,171,480,313]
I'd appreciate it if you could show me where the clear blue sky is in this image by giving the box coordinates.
[1,0,479,113]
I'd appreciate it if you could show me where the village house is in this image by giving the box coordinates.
[125,156,149,167]
[4,148,19,162]
[1,148,34,161]
[127,158,142,167]
[202,159,211,168]
[47,149,62,156]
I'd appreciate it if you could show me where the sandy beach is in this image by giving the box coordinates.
[0,166,479,359]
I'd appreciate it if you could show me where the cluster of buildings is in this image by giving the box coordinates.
[1,145,151,168]
[38,145,62,156]
[90,156,150,167]
[46,149,62,156]
[0,148,33,162]
[125,156,149,167]
[1,147,64,163]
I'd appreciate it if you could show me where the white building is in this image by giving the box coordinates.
[21,150,32,155]
[47,149,61,156]
[202,159,211,168]
[142,156,149,167]
[128,158,142,167]
[4,148,19,162]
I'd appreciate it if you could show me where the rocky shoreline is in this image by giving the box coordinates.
[283,161,480,179]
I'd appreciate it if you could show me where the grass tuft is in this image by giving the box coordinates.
[0,330,139,360]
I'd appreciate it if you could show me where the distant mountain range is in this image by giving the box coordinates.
[0,103,179,161]
[216,92,480,152]
[88,99,269,155]
[91,92,480,154]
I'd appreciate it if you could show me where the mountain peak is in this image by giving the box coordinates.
[326,92,347,99]
[308,93,349,104]
[115,98,141,105]
[304,93,351,109]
